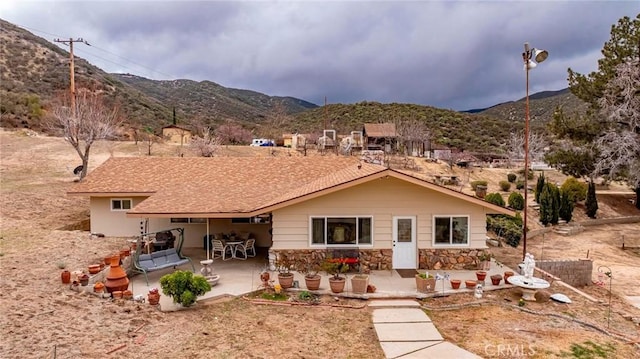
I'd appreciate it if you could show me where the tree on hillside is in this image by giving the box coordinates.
[215,121,252,145]
[395,118,431,156]
[546,15,640,207]
[505,131,547,167]
[190,126,221,157]
[263,101,292,143]
[47,90,122,180]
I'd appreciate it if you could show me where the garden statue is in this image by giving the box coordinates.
[474,283,483,299]
[523,253,535,279]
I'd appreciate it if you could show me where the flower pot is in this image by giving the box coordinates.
[278,273,294,289]
[88,264,101,274]
[304,275,321,291]
[490,274,502,286]
[328,277,346,293]
[105,255,129,293]
[504,271,514,284]
[465,280,477,289]
[112,290,123,299]
[123,290,133,300]
[475,270,487,281]
[450,279,461,290]
[61,270,71,284]
[79,274,89,286]
[351,275,369,294]
[119,248,130,258]
[478,260,491,271]
[148,292,160,305]
[94,282,105,293]
[415,275,436,293]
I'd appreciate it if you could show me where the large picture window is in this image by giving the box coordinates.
[434,216,469,245]
[111,198,132,211]
[311,216,372,245]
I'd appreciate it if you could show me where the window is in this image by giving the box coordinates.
[310,216,372,246]
[170,218,207,224]
[434,216,469,245]
[111,198,132,211]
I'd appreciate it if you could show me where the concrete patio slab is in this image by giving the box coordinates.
[369,299,420,307]
[375,322,443,342]
[380,341,441,359]
[625,296,640,309]
[372,308,431,323]
[403,341,483,359]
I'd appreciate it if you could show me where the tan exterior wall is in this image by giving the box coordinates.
[271,177,488,250]
[162,128,192,145]
[90,197,167,236]
[181,219,272,249]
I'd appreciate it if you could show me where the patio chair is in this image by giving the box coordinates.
[234,238,256,259]
[212,239,232,261]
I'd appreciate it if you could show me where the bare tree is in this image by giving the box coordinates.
[47,90,122,179]
[595,60,640,203]
[142,126,156,156]
[263,101,291,143]
[505,131,547,168]
[215,121,253,145]
[190,127,221,157]
[396,118,431,157]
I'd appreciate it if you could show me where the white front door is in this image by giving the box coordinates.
[392,216,417,269]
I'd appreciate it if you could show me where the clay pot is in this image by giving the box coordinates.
[475,270,487,281]
[112,290,123,299]
[79,274,89,286]
[104,256,112,266]
[123,290,133,300]
[328,277,346,293]
[88,264,101,274]
[119,248,130,258]
[465,280,477,289]
[304,275,321,291]
[278,273,294,289]
[61,270,71,284]
[450,279,461,290]
[504,271,514,284]
[105,255,129,293]
[490,274,502,286]
[148,292,160,305]
[94,282,105,293]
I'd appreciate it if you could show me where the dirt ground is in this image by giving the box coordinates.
[1,128,638,358]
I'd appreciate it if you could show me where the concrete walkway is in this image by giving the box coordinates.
[370,299,482,359]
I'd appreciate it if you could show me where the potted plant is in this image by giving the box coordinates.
[415,272,436,293]
[490,274,503,286]
[321,257,349,293]
[297,262,322,291]
[159,270,211,307]
[477,252,492,270]
[276,255,295,289]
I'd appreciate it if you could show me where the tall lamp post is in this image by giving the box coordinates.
[521,42,548,260]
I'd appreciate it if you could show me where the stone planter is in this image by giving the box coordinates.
[415,274,436,293]
[351,275,369,294]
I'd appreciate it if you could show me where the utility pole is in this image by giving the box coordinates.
[54,38,89,116]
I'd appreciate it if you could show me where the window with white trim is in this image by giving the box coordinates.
[311,216,372,245]
[433,216,469,245]
[111,198,132,211]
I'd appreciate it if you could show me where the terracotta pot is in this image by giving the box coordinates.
[119,248,130,258]
[304,275,321,291]
[475,271,487,281]
[105,255,129,293]
[79,274,89,286]
[328,277,346,293]
[465,280,477,289]
[490,274,502,286]
[94,282,105,293]
[123,290,133,300]
[61,270,71,284]
[278,273,294,289]
[88,264,101,274]
[112,290,123,299]
[148,292,160,305]
[450,279,461,290]
[104,256,112,266]
[504,271,514,284]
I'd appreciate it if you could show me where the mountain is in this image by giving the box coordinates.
[0,19,317,132]
[466,88,587,128]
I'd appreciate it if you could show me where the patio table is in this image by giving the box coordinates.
[225,240,245,259]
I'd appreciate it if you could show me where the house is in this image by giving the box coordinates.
[363,123,399,152]
[161,125,192,145]
[68,156,513,271]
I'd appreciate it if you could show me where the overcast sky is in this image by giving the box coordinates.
[1,1,637,110]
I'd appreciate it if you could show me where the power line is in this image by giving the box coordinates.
[87,44,175,79]
[53,38,89,115]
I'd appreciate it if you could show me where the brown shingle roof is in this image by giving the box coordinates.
[363,123,398,138]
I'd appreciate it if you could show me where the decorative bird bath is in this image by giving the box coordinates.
[509,253,549,301]
[200,259,220,286]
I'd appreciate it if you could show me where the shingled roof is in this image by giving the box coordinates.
[68,156,513,217]
[363,123,398,138]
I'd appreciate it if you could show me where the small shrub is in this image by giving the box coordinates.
[516,180,525,190]
[507,173,517,183]
[535,173,546,203]
[499,180,511,191]
[508,192,524,210]
[561,176,587,202]
[586,181,598,218]
[485,193,505,207]
[486,214,522,247]
[159,270,211,307]
[470,180,488,191]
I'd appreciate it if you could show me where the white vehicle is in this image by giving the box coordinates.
[250,138,274,147]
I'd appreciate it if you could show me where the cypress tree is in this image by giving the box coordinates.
[550,184,560,225]
[535,173,546,203]
[559,188,574,223]
[586,181,599,218]
[539,184,552,226]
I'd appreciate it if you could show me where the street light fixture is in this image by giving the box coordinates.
[521,42,548,261]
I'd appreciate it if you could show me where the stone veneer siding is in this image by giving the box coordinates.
[270,248,490,273]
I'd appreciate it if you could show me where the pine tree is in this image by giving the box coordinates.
[559,188,574,223]
[585,181,599,218]
[550,184,560,225]
[539,184,552,226]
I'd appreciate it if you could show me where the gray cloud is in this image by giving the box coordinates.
[1,1,637,110]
